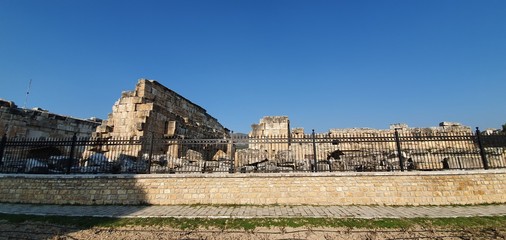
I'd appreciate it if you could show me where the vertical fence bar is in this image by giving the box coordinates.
[67,133,77,174]
[229,133,235,173]
[394,129,405,172]
[2,130,502,175]
[0,134,6,166]
[147,134,154,174]
[312,129,317,172]
[475,127,489,170]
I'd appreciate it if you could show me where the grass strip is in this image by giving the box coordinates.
[1,213,506,230]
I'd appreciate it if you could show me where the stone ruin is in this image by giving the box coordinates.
[250,116,291,137]
[0,79,231,174]
[240,116,295,172]
[93,79,228,140]
[0,99,101,139]
[0,99,102,174]
[235,116,505,173]
[1,79,503,174]
[84,79,230,173]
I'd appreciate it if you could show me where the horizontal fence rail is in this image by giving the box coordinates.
[0,129,505,174]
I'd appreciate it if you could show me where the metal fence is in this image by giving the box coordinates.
[0,128,505,174]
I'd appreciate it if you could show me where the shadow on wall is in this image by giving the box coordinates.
[0,135,158,238]
[0,174,150,204]
[0,174,152,239]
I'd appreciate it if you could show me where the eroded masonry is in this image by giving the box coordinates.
[88,79,229,162]
[0,99,101,139]
[1,79,504,174]
[242,116,498,172]
[0,79,231,174]
[94,79,228,140]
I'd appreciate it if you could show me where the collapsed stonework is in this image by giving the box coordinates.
[0,99,101,139]
[250,116,290,137]
[249,116,472,137]
[94,79,228,140]
[238,116,492,173]
[89,79,229,162]
[330,121,472,136]
[0,80,231,174]
[1,78,501,175]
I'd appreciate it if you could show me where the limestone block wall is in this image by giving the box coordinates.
[0,99,101,139]
[330,122,473,136]
[244,116,489,170]
[95,79,228,140]
[93,79,229,157]
[250,116,290,137]
[1,170,505,206]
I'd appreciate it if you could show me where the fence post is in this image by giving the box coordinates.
[312,129,318,172]
[394,129,405,172]
[0,134,6,166]
[67,133,77,174]
[229,132,235,173]
[147,133,154,174]
[475,127,489,170]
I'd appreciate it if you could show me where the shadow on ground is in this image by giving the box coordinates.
[1,213,506,240]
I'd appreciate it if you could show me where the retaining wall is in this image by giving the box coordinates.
[1,170,505,206]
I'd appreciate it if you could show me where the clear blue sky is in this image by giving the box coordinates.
[1,0,505,133]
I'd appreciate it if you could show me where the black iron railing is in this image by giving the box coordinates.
[0,129,505,174]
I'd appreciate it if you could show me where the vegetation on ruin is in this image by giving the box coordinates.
[1,213,506,231]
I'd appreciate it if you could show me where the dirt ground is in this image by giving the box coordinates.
[1,221,506,240]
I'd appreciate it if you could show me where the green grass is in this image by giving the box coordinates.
[1,213,506,231]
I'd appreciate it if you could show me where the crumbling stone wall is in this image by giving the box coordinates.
[241,116,493,172]
[250,116,290,137]
[329,121,472,136]
[0,99,101,139]
[95,79,227,139]
[247,116,291,163]
[93,79,229,158]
